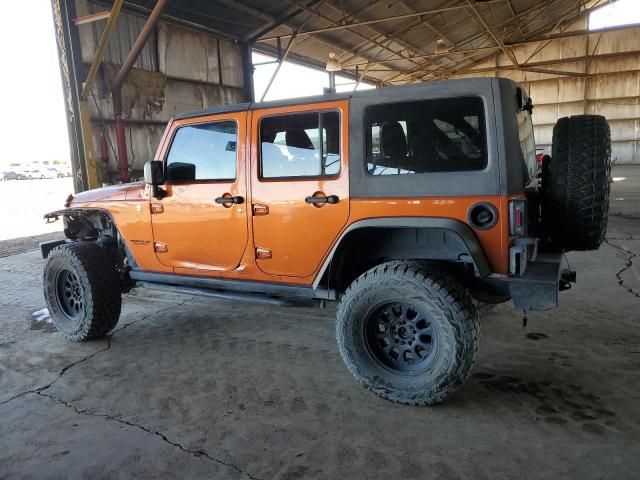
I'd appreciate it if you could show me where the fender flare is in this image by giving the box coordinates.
[312,217,492,289]
[44,206,112,222]
[44,206,136,265]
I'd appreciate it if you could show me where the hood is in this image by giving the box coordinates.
[69,182,144,205]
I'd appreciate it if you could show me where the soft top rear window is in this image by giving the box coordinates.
[366,96,487,175]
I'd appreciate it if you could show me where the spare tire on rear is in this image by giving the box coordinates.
[542,115,612,251]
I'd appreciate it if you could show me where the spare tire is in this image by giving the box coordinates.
[542,115,611,251]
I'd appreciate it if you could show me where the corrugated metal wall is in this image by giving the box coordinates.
[454,18,640,164]
[74,0,246,181]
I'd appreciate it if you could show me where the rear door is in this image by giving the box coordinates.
[250,101,350,278]
[150,112,249,271]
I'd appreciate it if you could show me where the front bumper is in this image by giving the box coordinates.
[40,239,67,258]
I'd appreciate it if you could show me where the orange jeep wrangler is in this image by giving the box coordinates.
[42,78,611,405]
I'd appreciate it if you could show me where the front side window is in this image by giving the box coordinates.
[260,111,340,178]
[165,121,237,181]
[366,97,487,175]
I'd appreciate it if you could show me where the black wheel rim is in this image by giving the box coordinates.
[364,302,438,375]
[56,269,84,320]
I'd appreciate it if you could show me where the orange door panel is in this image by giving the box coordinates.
[250,101,350,277]
[150,112,249,272]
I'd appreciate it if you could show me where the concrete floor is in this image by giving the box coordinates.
[1,168,639,479]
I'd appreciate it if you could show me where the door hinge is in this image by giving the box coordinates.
[151,203,164,214]
[252,203,269,216]
[255,247,272,259]
[154,242,168,253]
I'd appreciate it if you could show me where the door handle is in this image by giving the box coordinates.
[305,194,339,205]
[215,195,244,205]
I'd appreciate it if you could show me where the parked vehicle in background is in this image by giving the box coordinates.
[25,168,56,179]
[46,167,63,178]
[41,78,612,406]
[2,170,26,180]
[55,165,73,177]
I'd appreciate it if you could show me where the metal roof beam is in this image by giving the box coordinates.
[255,0,507,42]
[73,11,111,25]
[318,0,455,76]
[376,0,586,84]
[444,0,617,79]
[345,0,553,82]
[464,48,640,74]
[80,0,123,99]
[276,0,429,82]
[465,0,520,67]
[347,7,637,71]
[247,1,322,42]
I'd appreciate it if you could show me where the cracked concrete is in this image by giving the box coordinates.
[34,391,261,480]
[1,168,639,479]
[604,239,640,299]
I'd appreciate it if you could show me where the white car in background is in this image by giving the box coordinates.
[25,168,56,180]
[47,167,64,178]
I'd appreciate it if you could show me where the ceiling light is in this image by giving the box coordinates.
[325,52,342,72]
[435,38,449,55]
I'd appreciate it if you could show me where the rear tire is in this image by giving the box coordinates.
[543,115,612,251]
[44,242,121,341]
[336,261,479,406]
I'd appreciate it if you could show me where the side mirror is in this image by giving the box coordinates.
[144,161,164,185]
[144,161,165,198]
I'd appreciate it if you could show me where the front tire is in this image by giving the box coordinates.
[336,261,479,406]
[44,242,122,341]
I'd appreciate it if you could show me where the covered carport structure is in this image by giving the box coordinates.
[51,0,640,192]
[1,2,640,477]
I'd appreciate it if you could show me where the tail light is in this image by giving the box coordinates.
[508,199,537,276]
[509,200,527,236]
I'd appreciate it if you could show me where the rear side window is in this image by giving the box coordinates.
[166,121,237,181]
[517,109,536,182]
[366,97,487,175]
[260,111,340,178]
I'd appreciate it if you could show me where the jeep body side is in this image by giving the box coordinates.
[42,77,611,405]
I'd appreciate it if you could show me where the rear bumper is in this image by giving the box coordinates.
[505,253,564,311]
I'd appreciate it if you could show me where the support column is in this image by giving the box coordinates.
[111,0,169,183]
[241,42,255,102]
[51,0,89,192]
[328,71,336,93]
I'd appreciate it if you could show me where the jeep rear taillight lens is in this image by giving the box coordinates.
[509,200,527,236]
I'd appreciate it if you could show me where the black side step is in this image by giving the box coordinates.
[136,281,319,307]
[129,269,335,300]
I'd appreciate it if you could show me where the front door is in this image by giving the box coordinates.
[150,112,248,272]
[250,101,350,278]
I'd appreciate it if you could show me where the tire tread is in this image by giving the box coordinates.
[336,260,479,406]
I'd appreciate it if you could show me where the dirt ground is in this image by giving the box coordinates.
[0,168,638,479]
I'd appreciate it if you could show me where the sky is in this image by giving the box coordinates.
[252,52,374,101]
[0,0,638,170]
[0,1,70,169]
[589,0,640,29]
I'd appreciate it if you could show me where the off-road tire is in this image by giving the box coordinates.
[336,261,479,406]
[543,115,612,251]
[44,242,121,341]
